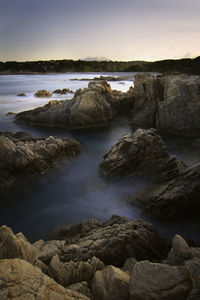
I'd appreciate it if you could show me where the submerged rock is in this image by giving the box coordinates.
[17,93,26,96]
[0,258,90,300]
[100,128,185,181]
[34,89,52,97]
[16,81,134,129]
[131,73,200,136]
[0,131,81,187]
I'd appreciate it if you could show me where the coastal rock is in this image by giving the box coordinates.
[100,128,185,181]
[17,93,26,96]
[33,239,65,264]
[34,89,52,97]
[129,163,200,218]
[129,260,193,300]
[131,74,200,136]
[0,225,37,264]
[92,265,130,300]
[53,88,74,94]
[48,254,104,287]
[16,81,134,129]
[67,282,91,298]
[0,258,89,300]
[0,131,81,187]
[122,257,138,274]
[59,215,166,266]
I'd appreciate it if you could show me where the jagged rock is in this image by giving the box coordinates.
[59,215,166,266]
[122,257,138,274]
[34,89,52,97]
[0,131,81,187]
[92,265,130,300]
[129,163,200,218]
[0,225,37,264]
[16,81,134,129]
[129,260,193,300]
[48,255,104,287]
[0,258,89,300]
[67,282,91,298]
[33,239,65,264]
[34,259,48,274]
[53,88,74,94]
[131,74,200,136]
[100,128,185,181]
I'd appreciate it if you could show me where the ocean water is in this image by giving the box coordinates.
[0,72,200,244]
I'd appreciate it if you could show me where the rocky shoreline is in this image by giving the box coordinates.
[0,215,200,299]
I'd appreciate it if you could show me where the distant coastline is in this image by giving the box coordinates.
[0,56,200,75]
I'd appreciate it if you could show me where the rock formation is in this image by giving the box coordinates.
[34,89,52,97]
[131,73,200,136]
[0,131,81,187]
[100,128,185,181]
[15,81,134,129]
[53,88,74,94]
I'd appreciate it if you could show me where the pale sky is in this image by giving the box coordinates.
[0,0,199,61]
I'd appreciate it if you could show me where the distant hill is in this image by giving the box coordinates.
[0,56,199,74]
[81,57,110,62]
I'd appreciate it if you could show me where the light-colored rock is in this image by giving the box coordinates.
[67,281,91,298]
[34,89,52,97]
[100,128,185,181]
[122,257,138,274]
[0,258,89,300]
[33,239,65,264]
[130,260,193,300]
[92,265,130,300]
[0,225,37,263]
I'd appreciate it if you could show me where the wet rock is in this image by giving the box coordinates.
[129,260,193,300]
[92,265,130,300]
[0,131,81,187]
[34,89,52,97]
[0,258,90,300]
[17,93,26,96]
[100,128,185,181]
[129,163,200,218]
[131,73,200,136]
[48,255,104,287]
[0,225,37,263]
[16,81,134,129]
[53,88,74,94]
[59,215,166,266]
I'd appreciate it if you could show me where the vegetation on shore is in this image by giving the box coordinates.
[0,56,200,74]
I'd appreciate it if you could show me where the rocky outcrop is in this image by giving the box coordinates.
[92,265,130,300]
[53,88,74,94]
[15,81,134,129]
[34,89,52,97]
[0,258,90,300]
[129,260,193,300]
[0,131,81,187]
[129,162,200,218]
[17,93,26,96]
[0,225,37,263]
[100,128,185,180]
[131,73,200,136]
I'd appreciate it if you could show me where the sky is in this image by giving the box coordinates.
[0,0,200,62]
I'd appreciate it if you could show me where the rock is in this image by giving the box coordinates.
[0,225,37,263]
[59,215,166,266]
[122,257,138,274]
[100,128,185,181]
[131,74,200,136]
[67,282,91,298]
[17,93,26,96]
[48,255,104,287]
[0,131,81,187]
[129,260,193,300]
[0,258,90,300]
[6,112,15,116]
[53,88,74,94]
[16,81,134,129]
[92,265,130,300]
[33,239,65,264]
[129,163,200,218]
[34,89,52,97]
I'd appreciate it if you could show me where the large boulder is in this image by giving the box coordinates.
[15,81,134,129]
[92,265,130,300]
[131,74,200,136]
[0,225,37,264]
[0,258,89,300]
[129,162,200,218]
[58,215,166,266]
[34,89,52,97]
[0,131,81,187]
[100,128,185,181]
[129,261,193,300]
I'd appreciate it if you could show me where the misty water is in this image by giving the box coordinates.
[1,72,200,244]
